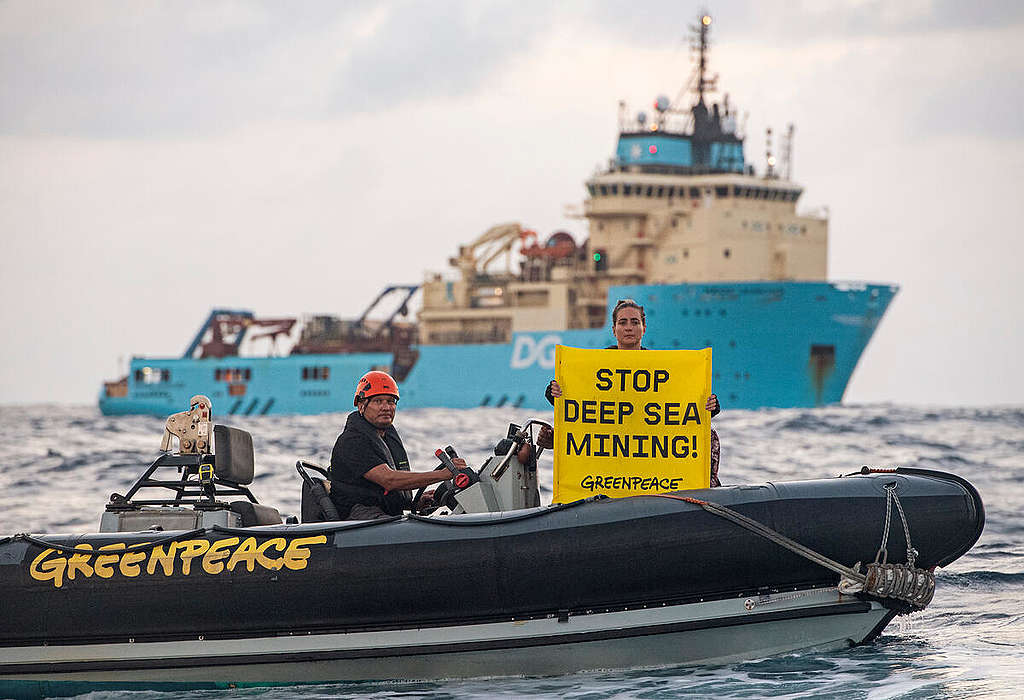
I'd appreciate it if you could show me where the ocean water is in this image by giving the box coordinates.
[1,404,1022,699]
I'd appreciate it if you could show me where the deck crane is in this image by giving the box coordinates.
[448,222,525,280]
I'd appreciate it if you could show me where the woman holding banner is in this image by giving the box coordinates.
[545,298,722,486]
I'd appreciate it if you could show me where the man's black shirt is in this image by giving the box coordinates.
[328,411,412,518]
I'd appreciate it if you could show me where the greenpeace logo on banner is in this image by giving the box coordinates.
[510,334,560,369]
[553,346,712,503]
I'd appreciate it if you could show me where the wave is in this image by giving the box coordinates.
[936,570,1024,586]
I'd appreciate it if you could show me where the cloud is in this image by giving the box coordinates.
[326,1,555,115]
[0,1,367,137]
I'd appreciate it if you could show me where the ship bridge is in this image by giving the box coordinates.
[612,15,747,177]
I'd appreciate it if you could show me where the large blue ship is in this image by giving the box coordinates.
[100,15,897,417]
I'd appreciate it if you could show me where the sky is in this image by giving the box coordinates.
[1,0,1022,407]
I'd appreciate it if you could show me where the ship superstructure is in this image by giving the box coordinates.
[99,15,896,416]
[419,15,826,338]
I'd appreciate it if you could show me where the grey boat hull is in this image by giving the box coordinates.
[2,587,891,693]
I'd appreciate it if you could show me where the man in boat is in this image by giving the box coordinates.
[544,298,723,486]
[324,370,467,519]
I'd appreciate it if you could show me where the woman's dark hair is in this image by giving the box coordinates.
[612,298,646,325]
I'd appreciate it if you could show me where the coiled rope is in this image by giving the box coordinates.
[658,487,935,610]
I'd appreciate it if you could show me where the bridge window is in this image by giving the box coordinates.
[715,186,729,198]
[302,366,330,380]
[689,187,700,198]
[599,185,608,196]
[610,184,619,195]
[623,184,632,195]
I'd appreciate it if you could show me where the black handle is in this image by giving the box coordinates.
[434,448,460,477]
[296,461,340,521]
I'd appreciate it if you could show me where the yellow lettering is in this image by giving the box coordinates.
[119,544,149,577]
[93,543,126,579]
[202,537,239,575]
[67,544,94,580]
[146,543,178,576]
[177,539,210,575]
[30,548,67,589]
[226,537,259,572]
[281,535,327,571]
[255,538,286,571]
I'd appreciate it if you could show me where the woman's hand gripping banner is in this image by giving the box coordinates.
[552,346,712,503]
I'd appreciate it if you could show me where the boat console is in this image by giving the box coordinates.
[435,419,549,514]
[297,419,551,520]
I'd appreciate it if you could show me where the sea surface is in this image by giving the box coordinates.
[1,404,1022,699]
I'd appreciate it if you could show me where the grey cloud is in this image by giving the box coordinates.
[0,1,369,138]
[327,1,554,115]
[591,0,1024,44]
[2,0,1021,139]
[913,67,1024,140]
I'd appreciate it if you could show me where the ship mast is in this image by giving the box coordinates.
[695,13,714,106]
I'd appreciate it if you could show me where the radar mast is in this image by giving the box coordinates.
[694,13,716,107]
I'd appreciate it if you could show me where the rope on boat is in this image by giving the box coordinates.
[2,516,404,555]
[658,489,935,610]
[852,483,935,608]
[4,528,208,556]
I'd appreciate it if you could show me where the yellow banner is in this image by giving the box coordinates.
[553,346,712,502]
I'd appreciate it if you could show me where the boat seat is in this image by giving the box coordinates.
[230,501,283,526]
[214,424,254,484]
[213,425,282,525]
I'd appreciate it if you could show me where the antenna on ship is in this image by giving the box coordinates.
[765,127,777,179]
[782,123,795,180]
[674,11,718,125]
[693,13,716,105]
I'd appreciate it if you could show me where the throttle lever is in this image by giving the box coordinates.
[435,448,460,477]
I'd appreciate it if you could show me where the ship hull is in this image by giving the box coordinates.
[99,281,897,416]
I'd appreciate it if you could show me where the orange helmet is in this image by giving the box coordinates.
[353,370,400,406]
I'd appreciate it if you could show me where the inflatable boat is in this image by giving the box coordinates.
[0,398,984,697]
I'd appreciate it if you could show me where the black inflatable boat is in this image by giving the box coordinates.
[0,399,984,697]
